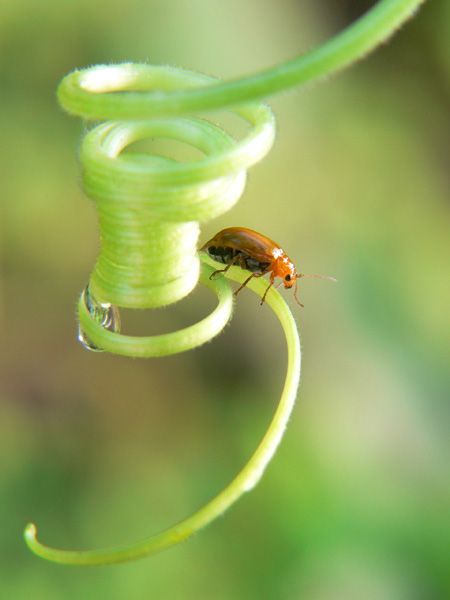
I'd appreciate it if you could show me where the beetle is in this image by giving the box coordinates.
[201,227,336,306]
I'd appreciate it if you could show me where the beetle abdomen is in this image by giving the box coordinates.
[205,245,270,273]
[205,245,234,265]
[245,257,270,273]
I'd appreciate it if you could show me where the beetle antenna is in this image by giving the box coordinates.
[293,273,336,307]
[296,274,337,282]
[293,278,304,308]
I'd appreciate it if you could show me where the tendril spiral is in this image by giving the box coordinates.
[25,0,426,565]
[59,64,275,353]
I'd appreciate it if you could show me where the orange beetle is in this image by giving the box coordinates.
[201,227,336,306]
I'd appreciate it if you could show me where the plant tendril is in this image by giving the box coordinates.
[25,264,300,565]
[25,0,426,565]
[58,0,425,119]
[70,67,275,351]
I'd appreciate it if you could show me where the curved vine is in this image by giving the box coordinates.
[25,268,300,565]
[25,0,426,565]
[58,0,425,119]
[70,66,275,352]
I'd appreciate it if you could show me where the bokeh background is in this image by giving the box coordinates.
[1,1,449,598]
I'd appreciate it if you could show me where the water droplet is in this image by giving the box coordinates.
[78,285,121,351]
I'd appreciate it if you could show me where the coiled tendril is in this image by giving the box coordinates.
[62,65,275,354]
[25,0,426,565]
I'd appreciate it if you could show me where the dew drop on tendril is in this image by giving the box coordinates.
[78,285,121,351]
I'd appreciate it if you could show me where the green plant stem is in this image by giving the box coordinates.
[58,0,426,119]
[78,100,275,312]
[24,259,301,565]
[25,0,426,565]
[79,262,233,357]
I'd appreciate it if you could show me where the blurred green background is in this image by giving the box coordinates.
[1,0,449,598]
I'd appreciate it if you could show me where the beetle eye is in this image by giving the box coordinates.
[285,274,291,282]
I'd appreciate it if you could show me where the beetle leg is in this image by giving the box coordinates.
[209,254,240,279]
[260,272,277,305]
[234,272,263,297]
[237,254,249,270]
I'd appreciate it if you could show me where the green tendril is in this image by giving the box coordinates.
[25,264,300,565]
[25,0,426,565]
[78,262,233,357]
[84,107,273,300]
[58,0,425,119]
[71,67,275,351]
